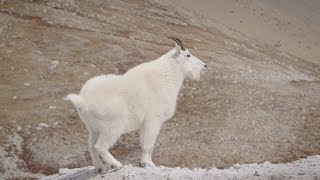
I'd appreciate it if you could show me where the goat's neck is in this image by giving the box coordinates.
[161,57,185,98]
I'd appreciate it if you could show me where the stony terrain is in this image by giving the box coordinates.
[44,155,320,180]
[0,0,319,179]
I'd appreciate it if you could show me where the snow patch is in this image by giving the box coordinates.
[42,155,320,180]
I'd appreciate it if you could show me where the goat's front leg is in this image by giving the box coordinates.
[139,120,162,167]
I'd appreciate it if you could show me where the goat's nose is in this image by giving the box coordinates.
[204,64,207,68]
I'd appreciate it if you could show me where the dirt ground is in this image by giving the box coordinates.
[0,0,319,179]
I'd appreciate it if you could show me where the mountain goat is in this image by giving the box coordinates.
[65,37,207,173]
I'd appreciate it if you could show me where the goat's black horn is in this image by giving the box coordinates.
[168,36,186,51]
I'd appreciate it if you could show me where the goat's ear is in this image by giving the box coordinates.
[174,44,181,55]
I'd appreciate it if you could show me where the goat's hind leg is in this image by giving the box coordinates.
[88,130,105,173]
[94,132,123,172]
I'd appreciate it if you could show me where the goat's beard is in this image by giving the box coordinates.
[187,71,201,81]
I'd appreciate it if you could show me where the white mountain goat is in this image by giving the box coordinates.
[64,37,207,173]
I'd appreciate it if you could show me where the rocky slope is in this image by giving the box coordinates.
[0,0,319,178]
[44,155,320,180]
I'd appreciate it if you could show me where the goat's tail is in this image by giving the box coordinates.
[64,93,83,108]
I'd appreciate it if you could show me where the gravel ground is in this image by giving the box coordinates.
[42,155,320,180]
[0,0,319,178]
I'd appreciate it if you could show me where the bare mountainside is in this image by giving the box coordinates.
[0,0,319,178]
[177,0,320,64]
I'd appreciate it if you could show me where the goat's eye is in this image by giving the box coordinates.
[187,54,190,57]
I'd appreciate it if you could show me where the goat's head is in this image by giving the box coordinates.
[168,36,207,81]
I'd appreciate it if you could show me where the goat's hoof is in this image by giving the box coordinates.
[106,164,122,173]
[97,166,107,174]
[139,161,155,168]
[110,164,123,170]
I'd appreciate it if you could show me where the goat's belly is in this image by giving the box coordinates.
[125,116,142,133]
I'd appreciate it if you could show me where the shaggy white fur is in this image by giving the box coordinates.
[65,37,207,173]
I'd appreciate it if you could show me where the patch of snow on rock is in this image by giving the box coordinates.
[38,123,50,128]
[42,155,320,180]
